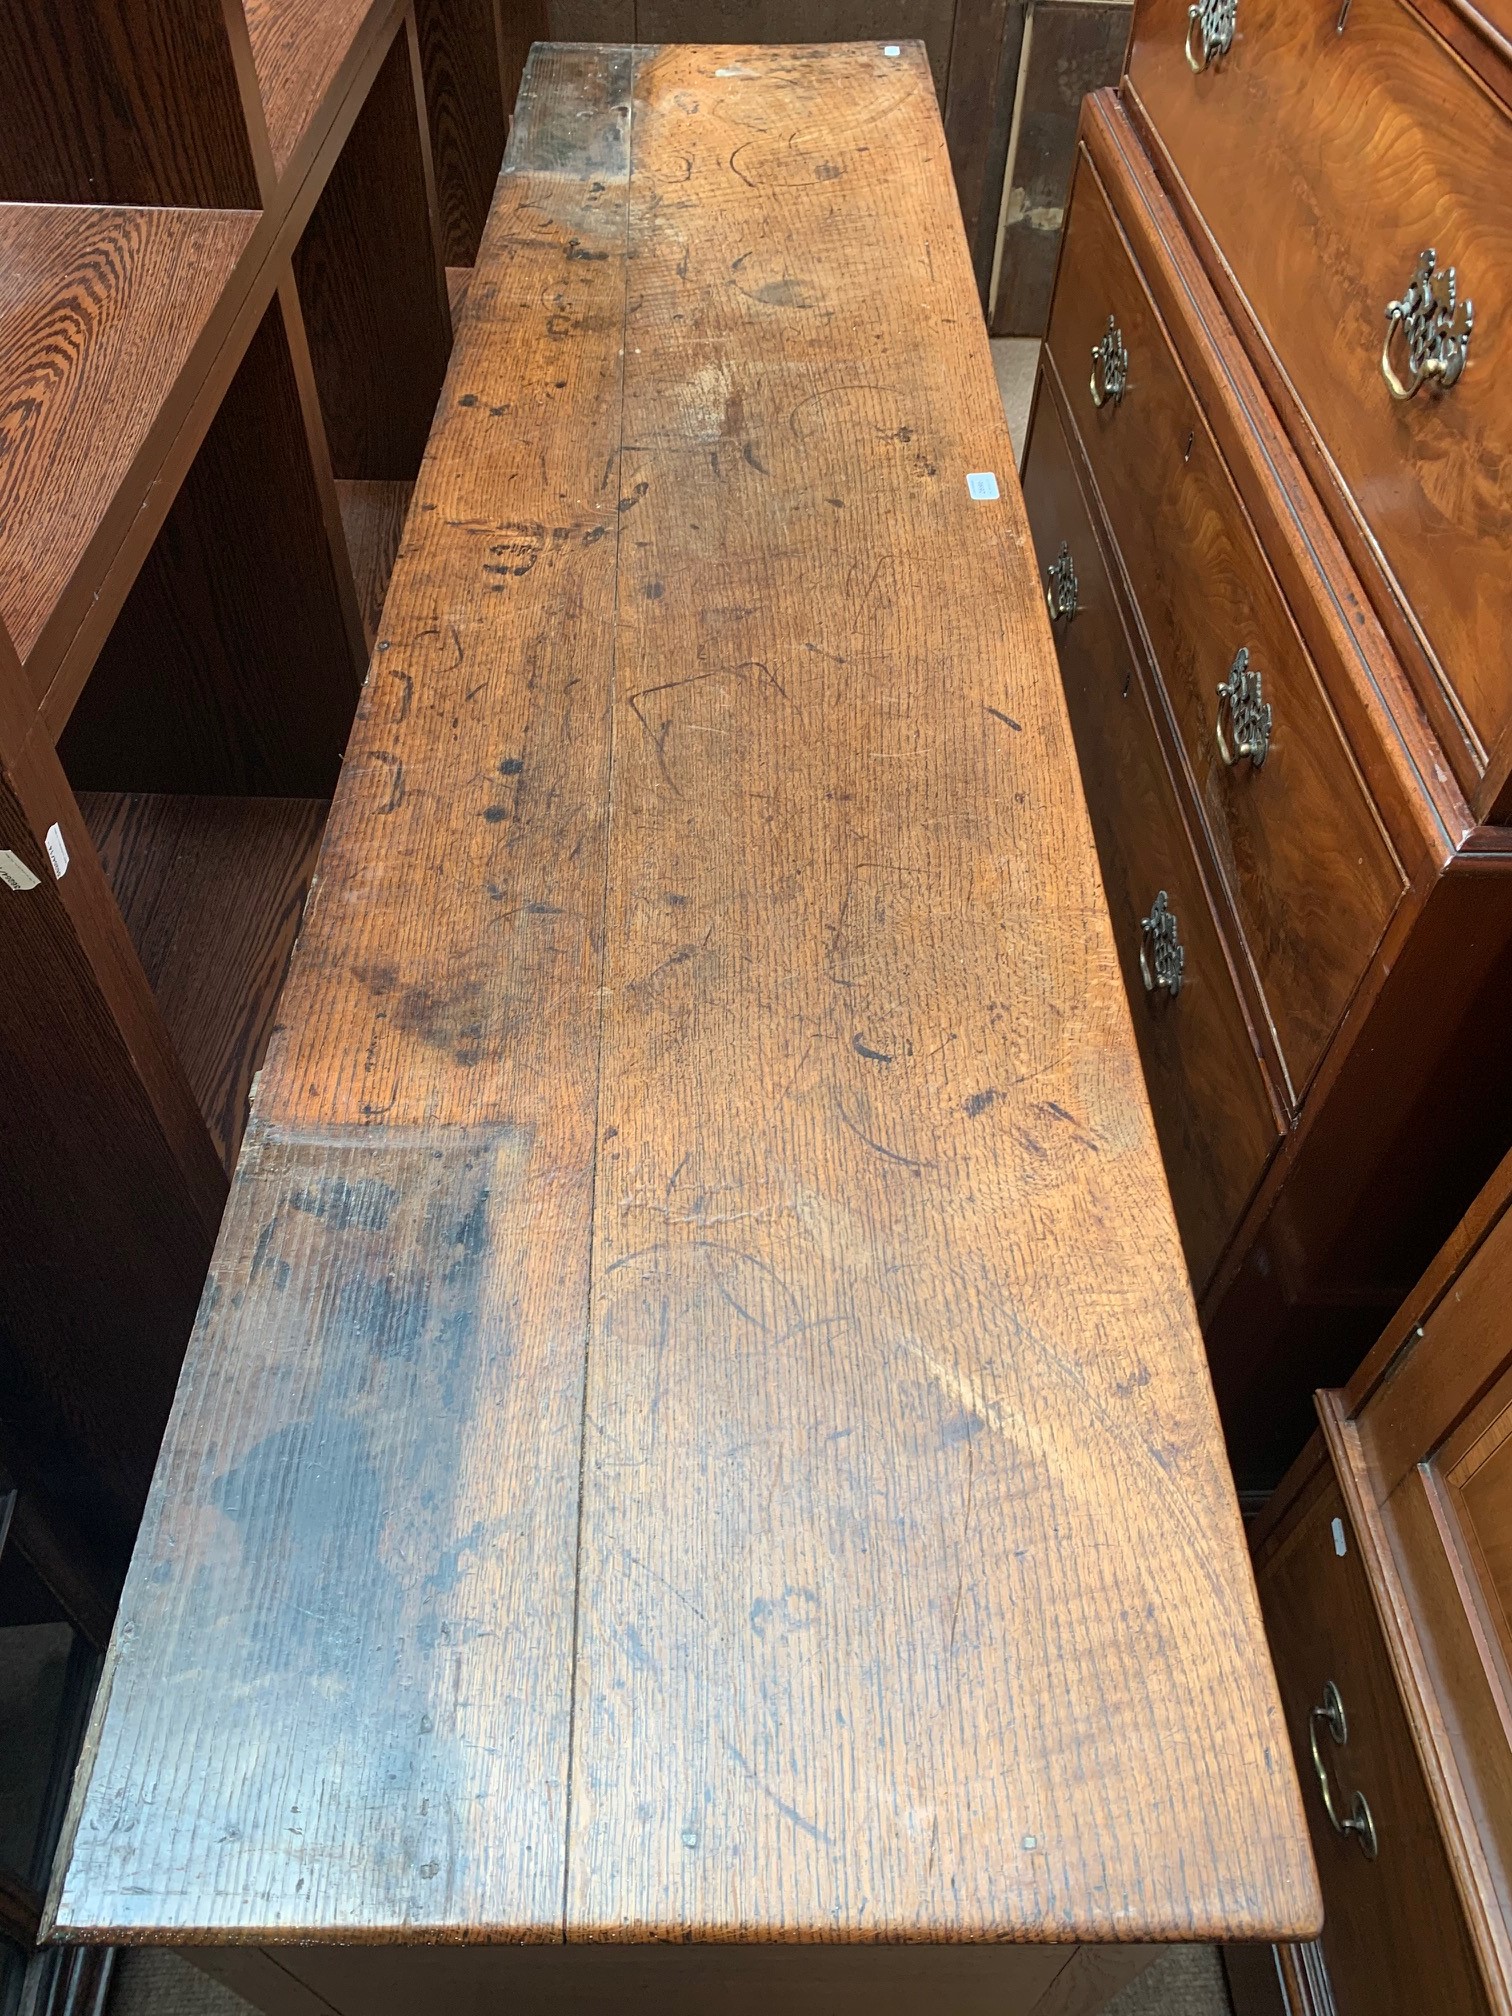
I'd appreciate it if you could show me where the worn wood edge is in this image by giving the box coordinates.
[1114,73,1490,815]
[1316,1396,1512,2011]
[1086,89,1465,868]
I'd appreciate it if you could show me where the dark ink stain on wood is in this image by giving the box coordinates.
[963,1089,998,1117]
[752,279,813,310]
[815,162,842,182]
[499,756,525,776]
[836,1101,930,1173]
[482,805,510,824]
[851,1034,894,1064]
[987,705,1023,731]
[372,753,405,814]
[645,581,665,600]
[742,443,769,475]
[566,239,608,261]
[458,393,478,407]
[289,1176,398,1233]
[485,524,546,577]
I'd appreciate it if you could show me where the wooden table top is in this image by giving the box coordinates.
[50,41,1318,1952]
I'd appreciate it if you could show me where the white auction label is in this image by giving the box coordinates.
[0,850,40,892]
[966,471,1000,501]
[44,822,69,879]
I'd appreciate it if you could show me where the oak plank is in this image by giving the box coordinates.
[49,41,633,1945]
[566,41,1314,1943]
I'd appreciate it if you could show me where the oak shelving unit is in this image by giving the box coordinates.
[0,0,547,1831]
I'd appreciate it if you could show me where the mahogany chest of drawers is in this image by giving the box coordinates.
[1233,1139,1512,2012]
[1020,0,1512,1488]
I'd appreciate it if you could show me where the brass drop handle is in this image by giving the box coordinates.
[1308,1680,1380,1859]
[1090,316,1129,408]
[1185,0,1237,71]
[1046,543,1079,623]
[1139,890,1184,997]
[1382,248,1473,400]
[1215,647,1271,767]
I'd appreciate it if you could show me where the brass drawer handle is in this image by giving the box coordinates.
[1382,249,1473,400]
[1046,542,1079,622]
[1090,316,1129,408]
[1139,890,1185,997]
[1308,1680,1380,1859]
[1215,648,1271,767]
[1185,0,1237,70]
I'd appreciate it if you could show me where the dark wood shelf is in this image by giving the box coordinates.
[0,203,257,695]
[78,792,326,1173]
[336,478,412,645]
[243,0,398,182]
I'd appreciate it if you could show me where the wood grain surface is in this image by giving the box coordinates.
[59,289,364,799]
[415,0,513,265]
[1126,0,1512,818]
[0,690,226,1613]
[0,0,267,207]
[989,2,1129,337]
[1044,146,1403,1106]
[1253,1456,1493,2014]
[293,19,452,479]
[51,42,1317,1958]
[0,204,258,676]
[80,793,327,1173]
[546,5,959,91]
[1022,373,1282,1297]
[337,478,415,644]
[244,0,394,179]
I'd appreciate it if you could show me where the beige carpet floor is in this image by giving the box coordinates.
[109,1942,1233,2014]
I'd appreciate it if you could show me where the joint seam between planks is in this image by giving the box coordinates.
[560,42,638,1947]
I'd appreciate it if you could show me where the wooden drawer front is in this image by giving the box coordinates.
[1127,0,1512,796]
[1022,382,1279,1292]
[1258,1460,1493,2015]
[1045,148,1401,1101]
